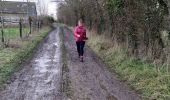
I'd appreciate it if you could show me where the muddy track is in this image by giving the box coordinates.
[63,27,141,100]
[0,27,62,100]
[0,26,141,100]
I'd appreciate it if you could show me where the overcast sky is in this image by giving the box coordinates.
[5,0,57,18]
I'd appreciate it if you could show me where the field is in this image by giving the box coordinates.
[0,28,29,40]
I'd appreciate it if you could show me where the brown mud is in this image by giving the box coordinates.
[63,27,141,100]
[0,26,141,100]
[0,27,62,100]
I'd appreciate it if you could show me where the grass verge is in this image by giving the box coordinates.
[0,27,51,89]
[60,25,73,99]
[87,32,170,100]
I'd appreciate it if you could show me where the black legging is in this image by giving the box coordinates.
[76,41,85,56]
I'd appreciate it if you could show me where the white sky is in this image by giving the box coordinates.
[5,0,57,18]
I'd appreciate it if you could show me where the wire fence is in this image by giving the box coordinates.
[0,16,42,48]
[0,0,43,48]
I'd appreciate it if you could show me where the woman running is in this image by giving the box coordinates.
[74,19,88,62]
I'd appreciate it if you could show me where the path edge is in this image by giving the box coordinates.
[60,25,73,100]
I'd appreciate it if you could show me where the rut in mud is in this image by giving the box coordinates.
[0,27,62,100]
[63,27,141,100]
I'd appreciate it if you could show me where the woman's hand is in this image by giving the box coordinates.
[84,37,88,40]
[77,34,81,38]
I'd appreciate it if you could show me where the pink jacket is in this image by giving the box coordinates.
[74,25,87,42]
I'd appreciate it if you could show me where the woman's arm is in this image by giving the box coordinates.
[83,28,88,40]
[74,27,80,38]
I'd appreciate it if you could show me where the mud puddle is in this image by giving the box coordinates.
[0,27,62,100]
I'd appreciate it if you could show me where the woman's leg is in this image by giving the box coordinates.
[80,41,85,56]
[80,41,85,62]
[76,41,81,57]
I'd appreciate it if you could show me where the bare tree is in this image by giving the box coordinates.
[57,0,170,63]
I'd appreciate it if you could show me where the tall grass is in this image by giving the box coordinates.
[87,31,170,100]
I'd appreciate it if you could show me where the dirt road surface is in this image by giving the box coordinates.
[0,27,62,100]
[63,27,141,100]
[0,26,141,100]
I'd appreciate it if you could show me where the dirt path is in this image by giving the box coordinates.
[0,27,62,100]
[63,27,141,100]
[0,26,141,100]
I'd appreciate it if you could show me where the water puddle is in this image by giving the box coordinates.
[0,28,62,100]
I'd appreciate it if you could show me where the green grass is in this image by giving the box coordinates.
[60,26,74,98]
[87,33,170,100]
[0,27,51,89]
[2,28,29,39]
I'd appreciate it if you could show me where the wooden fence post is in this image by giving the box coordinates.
[19,18,22,38]
[1,16,4,43]
[29,16,32,34]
